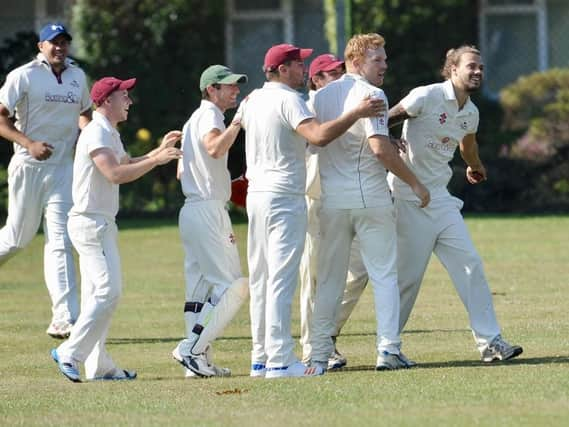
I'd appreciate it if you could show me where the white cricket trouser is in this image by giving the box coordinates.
[0,159,78,324]
[395,197,501,348]
[57,214,122,379]
[178,200,242,336]
[299,196,368,361]
[310,205,401,363]
[247,192,306,368]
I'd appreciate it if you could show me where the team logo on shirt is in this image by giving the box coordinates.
[45,91,79,104]
[441,136,450,144]
[70,80,80,88]
[439,112,447,124]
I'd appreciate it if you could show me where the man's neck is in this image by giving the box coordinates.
[451,81,469,109]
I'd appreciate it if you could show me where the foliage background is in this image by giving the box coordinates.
[1,0,568,218]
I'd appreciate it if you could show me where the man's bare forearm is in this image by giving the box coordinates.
[388,103,411,128]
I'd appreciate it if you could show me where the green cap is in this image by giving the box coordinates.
[199,65,248,91]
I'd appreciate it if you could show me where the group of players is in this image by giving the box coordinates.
[0,23,523,382]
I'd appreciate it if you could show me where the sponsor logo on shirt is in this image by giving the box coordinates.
[460,121,468,130]
[427,136,455,152]
[45,91,79,104]
[229,233,236,244]
[70,80,80,88]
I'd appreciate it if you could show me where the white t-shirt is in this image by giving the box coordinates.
[305,90,321,199]
[388,79,479,201]
[240,81,314,195]
[69,111,127,220]
[313,73,390,209]
[179,100,231,202]
[0,53,92,165]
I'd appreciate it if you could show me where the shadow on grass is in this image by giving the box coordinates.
[334,355,569,373]
[107,328,471,345]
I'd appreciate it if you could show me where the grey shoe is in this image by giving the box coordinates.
[172,346,230,378]
[398,351,417,368]
[376,351,411,371]
[480,335,523,363]
[327,347,347,370]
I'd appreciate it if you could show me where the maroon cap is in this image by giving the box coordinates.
[308,54,345,78]
[263,44,313,71]
[91,77,137,106]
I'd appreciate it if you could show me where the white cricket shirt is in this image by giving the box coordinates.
[388,79,479,201]
[69,111,127,220]
[305,90,321,199]
[241,81,314,195]
[0,53,91,165]
[179,100,231,202]
[313,73,391,209]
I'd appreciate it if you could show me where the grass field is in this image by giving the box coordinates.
[1,215,568,426]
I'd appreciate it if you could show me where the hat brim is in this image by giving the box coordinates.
[321,60,345,72]
[118,78,137,91]
[299,48,314,59]
[217,74,248,85]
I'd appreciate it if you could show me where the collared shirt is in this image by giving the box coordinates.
[312,73,391,209]
[241,81,314,195]
[69,110,127,220]
[388,79,480,201]
[179,99,231,203]
[0,53,91,165]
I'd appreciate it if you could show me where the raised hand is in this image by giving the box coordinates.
[155,147,182,165]
[356,95,386,119]
[159,130,182,149]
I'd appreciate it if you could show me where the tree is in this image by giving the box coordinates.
[72,0,226,215]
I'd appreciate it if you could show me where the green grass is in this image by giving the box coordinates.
[1,215,568,426]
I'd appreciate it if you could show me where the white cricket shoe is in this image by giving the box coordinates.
[327,347,347,370]
[250,363,266,378]
[46,321,73,339]
[265,361,325,379]
[398,352,417,368]
[375,351,411,370]
[480,335,523,362]
[172,346,230,378]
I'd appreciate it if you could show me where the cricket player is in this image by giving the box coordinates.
[388,45,523,362]
[240,43,385,379]
[0,23,91,338]
[51,77,182,382]
[309,34,430,372]
[300,53,370,369]
[171,65,249,378]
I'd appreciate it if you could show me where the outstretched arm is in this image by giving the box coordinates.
[388,102,411,129]
[296,96,385,147]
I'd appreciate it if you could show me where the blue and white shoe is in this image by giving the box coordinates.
[250,363,266,378]
[51,348,81,383]
[265,361,325,379]
[91,369,137,381]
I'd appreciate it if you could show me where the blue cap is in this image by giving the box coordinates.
[39,23,72,42]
